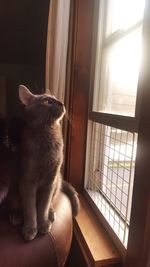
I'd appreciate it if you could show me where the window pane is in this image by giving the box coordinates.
[93,27,143,116]
[105,0,145,37]
[84,122,137,247]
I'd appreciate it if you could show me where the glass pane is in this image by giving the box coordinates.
[93,27,143,116]
[105,0,145,37]
[85,122,137,247]
[101,127,137,224]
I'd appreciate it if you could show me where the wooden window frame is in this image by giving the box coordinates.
[65,0,150,266]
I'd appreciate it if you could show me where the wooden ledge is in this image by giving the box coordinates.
[74,195,121,267]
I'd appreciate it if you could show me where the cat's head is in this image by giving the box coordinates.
[19,85,65,125]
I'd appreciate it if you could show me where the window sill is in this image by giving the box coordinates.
[73,195,121,267]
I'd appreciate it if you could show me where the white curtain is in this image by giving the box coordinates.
[45,0,70,102]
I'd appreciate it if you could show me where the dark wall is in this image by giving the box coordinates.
[0,0,50,65]
[0,0,50,118]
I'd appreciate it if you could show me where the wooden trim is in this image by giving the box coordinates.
[89,112,138,133]
[126,1,150,266]
[65,0,95,191]
[83,190,126,259]
[74,195,122,267]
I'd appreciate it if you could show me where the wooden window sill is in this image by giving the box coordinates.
[73,195,122,267]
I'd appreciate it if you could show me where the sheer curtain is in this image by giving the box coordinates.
[45,0,70,102]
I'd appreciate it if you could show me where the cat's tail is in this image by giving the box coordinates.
[0,182,9,204]
[61,180,80,217]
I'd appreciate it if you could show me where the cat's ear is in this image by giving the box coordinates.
[19,85,35,106]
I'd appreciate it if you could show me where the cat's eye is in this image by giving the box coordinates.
[48,99,54,104]
[42,99,49,105]
[42,98,54,105]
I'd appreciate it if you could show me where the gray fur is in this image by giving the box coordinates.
[19,85,79,241]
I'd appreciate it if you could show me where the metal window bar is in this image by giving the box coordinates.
[85,122,137,247]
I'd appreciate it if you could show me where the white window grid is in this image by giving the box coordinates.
[85,122,137,247]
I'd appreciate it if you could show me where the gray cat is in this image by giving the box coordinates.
[18,85,79,241]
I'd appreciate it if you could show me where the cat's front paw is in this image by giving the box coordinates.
[38,220,52,234]
[22,226,38,241]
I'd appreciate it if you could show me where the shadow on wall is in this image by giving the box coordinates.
[0,65,44,119]
[0,0,50,119]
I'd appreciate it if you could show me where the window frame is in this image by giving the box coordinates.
[65,0,150,266]
[85,0,144,249]
[89,1,143,132]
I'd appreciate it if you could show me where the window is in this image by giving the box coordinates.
[93,0,145,116]
[84,0,145,248]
